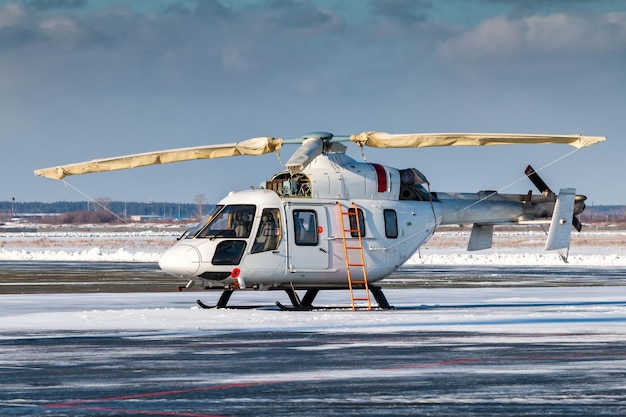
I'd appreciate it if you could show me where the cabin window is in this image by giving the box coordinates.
[195,205,256,239]
[349,208,366,238]
[293,210,318,246]
[252,208,282,253]
[384,209,398,238]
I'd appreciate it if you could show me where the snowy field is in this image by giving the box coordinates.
[1,225,625,266]
[2,286,626,335]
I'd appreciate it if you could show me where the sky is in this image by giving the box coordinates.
[1,0,625,205]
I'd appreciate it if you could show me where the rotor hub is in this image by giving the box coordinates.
[302,132,333,142]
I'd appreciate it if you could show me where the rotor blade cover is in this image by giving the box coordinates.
[350,132,605,149]
[34,137,282,180]
[285,137,324,175]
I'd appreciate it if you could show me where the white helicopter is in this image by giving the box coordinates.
[35,131,605,310]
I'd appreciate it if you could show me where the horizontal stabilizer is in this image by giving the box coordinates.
[468,224,494,251]
[545,188,576,251]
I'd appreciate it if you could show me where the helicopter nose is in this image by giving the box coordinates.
[159,244,201,276]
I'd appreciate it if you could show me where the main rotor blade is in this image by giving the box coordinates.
[34,137,283,180]
[34,130,606,181]
[349,132,605,149]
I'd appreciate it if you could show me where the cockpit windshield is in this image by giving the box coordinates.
[186,205,223,238]
[191,205,256,239]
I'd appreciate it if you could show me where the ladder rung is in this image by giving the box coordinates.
[346,246,362,250]
[347,263,364,267]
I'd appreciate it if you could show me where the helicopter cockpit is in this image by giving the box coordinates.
[182,202,283,271]
[187,204,256,239]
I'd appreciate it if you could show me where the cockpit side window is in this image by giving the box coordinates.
[194,205,256,239]
[251,208,282,253]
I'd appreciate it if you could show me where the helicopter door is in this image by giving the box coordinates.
[287,205,330,271]
[241,207,284,280]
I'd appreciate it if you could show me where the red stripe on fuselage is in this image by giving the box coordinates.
[372,163,386,192]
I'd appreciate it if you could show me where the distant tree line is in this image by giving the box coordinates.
[0,200,212,222]
[1,200,624,224]
[578,205,626,224]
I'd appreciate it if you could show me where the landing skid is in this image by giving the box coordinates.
[196,289,234,309]
[196,299,262,309]
[274,301,392,311]
[195,286,394,310]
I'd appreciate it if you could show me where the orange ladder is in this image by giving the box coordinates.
[337,202,371,310]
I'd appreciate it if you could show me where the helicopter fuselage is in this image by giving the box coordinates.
[158,152,582,291]
[33,129,601,308]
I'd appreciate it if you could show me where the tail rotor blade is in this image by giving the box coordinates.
[525,165,553,195]
[572,215,583,233]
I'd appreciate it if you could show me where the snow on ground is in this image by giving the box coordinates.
[1,226,625,266]
[0,226,624,340]
[407,227,626,266]
[1,287,625,337]
[0,229,176,262]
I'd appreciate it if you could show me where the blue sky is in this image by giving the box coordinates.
[2,0,625,205]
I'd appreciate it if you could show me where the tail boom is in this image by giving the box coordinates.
[435,188,584,252]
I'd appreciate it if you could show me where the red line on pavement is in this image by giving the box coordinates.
[43,380,292,416]
[41,350,626,415]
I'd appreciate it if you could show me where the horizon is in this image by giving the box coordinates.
[2,199,626,208]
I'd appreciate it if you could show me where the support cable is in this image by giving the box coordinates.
[61,180,129,224]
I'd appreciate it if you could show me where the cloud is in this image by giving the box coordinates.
[0,3,25,29]
[0,1,423,73]
[27,0,87,11]
[38,14,84,46]
[257,0,344,32]
[440,11,626,64]
[370,0,433,25]
[2,0,407,105]
[2,1,622,105]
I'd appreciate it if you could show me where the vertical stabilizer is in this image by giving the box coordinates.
[545,188,576,251]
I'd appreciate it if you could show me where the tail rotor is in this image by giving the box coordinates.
[525,165,584,232]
